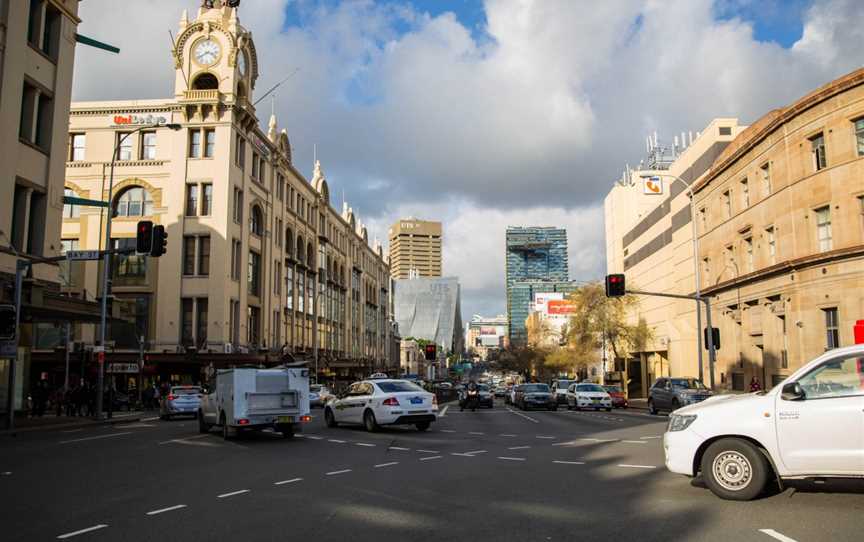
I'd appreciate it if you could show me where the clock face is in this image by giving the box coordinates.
[194,39,221,66]
[237,51,247,76]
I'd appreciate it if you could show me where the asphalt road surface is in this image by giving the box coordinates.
[1,400,861,541]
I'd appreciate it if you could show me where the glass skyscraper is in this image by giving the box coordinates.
[505,227,569,346]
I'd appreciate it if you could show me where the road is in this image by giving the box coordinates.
[0,400,861,541]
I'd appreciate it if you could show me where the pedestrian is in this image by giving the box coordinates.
[153,385,161,410]
[749,377,762,392]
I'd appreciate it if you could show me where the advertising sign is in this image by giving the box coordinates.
[479,327,499,336]
[547,300,575,315]
[642,176,663,195]
[113,114,169,127]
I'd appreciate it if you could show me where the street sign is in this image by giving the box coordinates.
[66,250,101,261]
[63,195,108,208]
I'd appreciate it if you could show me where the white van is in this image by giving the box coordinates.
[664,344,864,500]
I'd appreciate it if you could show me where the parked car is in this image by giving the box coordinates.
[160,385,202,420]
[664,343,864,501]
[649,377,713,414]
[550,379,576,405]
[515,383,556,411]
[567,383,613,411]
[324,379,438,432]
[309,384,332,408]
[603,385,628,408]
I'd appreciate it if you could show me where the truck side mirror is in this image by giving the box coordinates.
[781,381,805,401]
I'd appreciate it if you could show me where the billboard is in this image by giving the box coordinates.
[547,299,575,315]
[479,327,500,336]
[642,176,663,195]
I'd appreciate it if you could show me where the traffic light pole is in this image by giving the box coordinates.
[626,289,716,389]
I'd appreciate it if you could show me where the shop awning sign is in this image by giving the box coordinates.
[106,363,139,374]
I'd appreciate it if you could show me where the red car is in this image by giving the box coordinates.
[603,385,628,408]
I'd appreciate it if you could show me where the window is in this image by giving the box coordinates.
[63,188,80,218]
[298,272,305,312]
[722,190,731,218]
[275,218,282,247]
[114,187,153,217]
[19,81,53,150]
[286,266,294,310]
[273,310,281,346]
[823,308,840,350]
[183,236,196,275]
[248,250,261,296]
[760,163,771,196]
[815,206,832,252]
[28,0,61,60]
[235,135,246,170]
[231,239,241,280]
[181,298,194,346]
[307,272,314,316]
[247,306,261,346]
[259,157,267,185]
[740,179,749,208]
[141,131,156,159]
[69,133,85,161]
[251,152,259,178]
[198,236,210,276]
[233,188,243,224]
[766,226,776,265]
[112,238,146,279]
[229,300,240,345]
[702,258,711,286]
[274,260,281,295]
[797,353,863,399]
[201,183,212,216]
[276,174,284,200]
[189,130,201,158]
[117,132,133,160]
[810,133,827,170]
[204,129,215,158]
[249,205,263,236]
[855,119,864,156]
[859,195,864,233]
[196,298,208,347]
[185,185,198,216]
[743,237,753,272]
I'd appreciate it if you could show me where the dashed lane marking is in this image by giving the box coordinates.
[305,435,323,440]
[354,443,375,447]
[325,469,352,476]
[506,408,539,424]
[217,489,250,498]
[468,431,485,435]
[419,455,442,461]
[59,432,132,445]
[388,446,411,451]
[115,423,156,429]
[146,504,187,516]
[274,478,303,485]
[374,462,399,468]
[57,524,109,539]
[499,434,518,437]
[450,453,476,457]
[617,464,657,469]
[553,460,586,465]
[158,434,210,445]
[416,449,440,453]
[640,436,662,439]
[439,406,449,417]
[60,429,82,433]
[439,429,456,433]
[622,440,648,444]
[328,439,346,444]
[142,416,160,422]
[536,436,556,439]
[579,438,618,443]
[497,456,526,461]
[1,471,11,476]
[508,446,531,450]
[758,529,799,542]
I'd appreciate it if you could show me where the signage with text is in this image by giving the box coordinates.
[642,176,663,195]
[113,114,169,127]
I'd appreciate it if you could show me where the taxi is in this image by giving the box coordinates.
[324,379,438,432]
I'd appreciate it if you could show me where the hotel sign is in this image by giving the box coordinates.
[113,114,170,127]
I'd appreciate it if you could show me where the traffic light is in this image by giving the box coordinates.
[136,221,153,253]
[424,343,437,361]
[704,327,720,350]
[605,274,626,297]
[150,225,168,257]
[0,304,16,341]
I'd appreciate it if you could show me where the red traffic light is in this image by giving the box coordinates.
[136,221,153,253]
[605,274,626,297]
[424,343,437,361]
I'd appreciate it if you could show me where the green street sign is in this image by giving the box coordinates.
[63,196,108,208]
[75,34,120,54]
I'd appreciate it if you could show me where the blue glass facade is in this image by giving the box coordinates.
[505,227,569,346]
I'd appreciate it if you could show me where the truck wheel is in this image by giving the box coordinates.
[198,411,210,434]
[415,421,430,432]
[220,412,231,441]
[324,408,338,428]
[363,410,379,432]
[277,424,295,439]
[701,438,769,501]
[648,399,658,415]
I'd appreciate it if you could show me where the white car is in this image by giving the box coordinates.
[567,383,613,411]
[324,379,438,432]
[664,343,864,501]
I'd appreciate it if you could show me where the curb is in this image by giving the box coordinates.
[0,414,144,437]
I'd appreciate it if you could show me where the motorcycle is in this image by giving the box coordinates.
[461,389,479,412]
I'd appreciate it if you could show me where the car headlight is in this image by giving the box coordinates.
[667,414,697,432]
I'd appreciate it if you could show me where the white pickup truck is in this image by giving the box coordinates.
[198,366,311,439]
[664,343,864,500]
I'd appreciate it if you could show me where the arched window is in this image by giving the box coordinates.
[237,81,247,100]
[249,205,263,236]
[63,187,80,218]
[192,72,219,90]
[296,236,305,263]
[286,228,294,257]
[307,242,315,269]
[114,186,153,217]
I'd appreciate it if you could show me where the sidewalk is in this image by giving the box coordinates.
[628,398,649,411]
[1,410,146,436]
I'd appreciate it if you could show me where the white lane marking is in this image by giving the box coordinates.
[305,435,323,440]
[439,406,449,417]
[60,432,132,444]
[419,455,442,461]
[464,450,487,455]
[57,524,109,539]
[536,436,556,439]
[417,449,440,453]
[374,462,399,468]
[439,429,456,433]
[468,431,485,435]
[146,504,187,516]
[116,423,156,429]
[622,440,648,444]
[497,456,526,461]
[617,464,657,469]
[274,478,303,486]
[60,429,83,433]
[1,471,11,475]
[217,489,250,498]
[388,446,410,451]
[450,453,476,457]
[158,434,210,445]
[142,416,160,421]
[506,408,539,424]
[759,529,799,542]
[553,460,585,465]
[326,469,352,476]
[354,443,375,447]
[641,436,662,439]
[328,439,346,444]
[579,438,618,443]
[508,446,531,450]
[499,434,518,437]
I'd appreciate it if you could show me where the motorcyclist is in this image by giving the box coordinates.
[461,380,479,412]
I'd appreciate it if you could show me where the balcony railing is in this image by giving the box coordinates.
[182,89,221,102]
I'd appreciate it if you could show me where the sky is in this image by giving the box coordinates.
[72,0,864,322]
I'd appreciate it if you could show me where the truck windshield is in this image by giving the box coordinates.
[671,378,707,390]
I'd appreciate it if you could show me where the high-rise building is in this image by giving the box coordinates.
[505,227,568,344]
[388,218,442,279]
[508,281,578,347]
[465,314,507,361]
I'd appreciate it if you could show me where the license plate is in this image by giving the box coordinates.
[592,398,600,402]
[277,416,293,423]
[410,397,423,404]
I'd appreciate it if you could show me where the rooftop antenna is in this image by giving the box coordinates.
[253,67,300,107]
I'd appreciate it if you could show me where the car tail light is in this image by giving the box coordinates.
[300,415,311,423]
[382,397,400,406]
[238,418,250,425]
[167,394,176,401]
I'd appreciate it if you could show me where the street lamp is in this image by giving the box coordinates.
[96,122,182,420]
[640,173,705,385]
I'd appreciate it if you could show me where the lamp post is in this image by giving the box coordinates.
[96,122,181,420]
[640,173,705,385]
